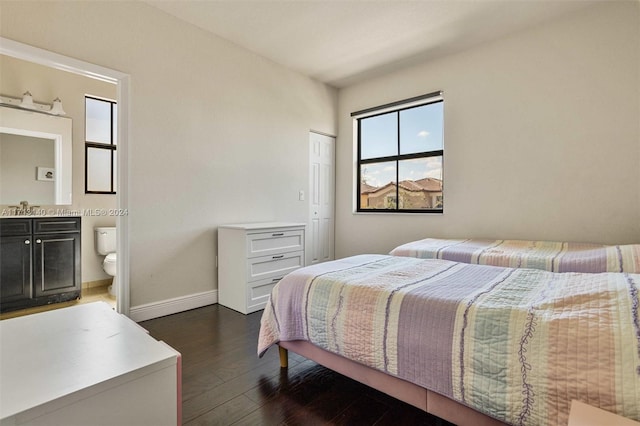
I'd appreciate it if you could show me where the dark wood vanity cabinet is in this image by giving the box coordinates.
[0,234,32,306]
[0,217,81,312]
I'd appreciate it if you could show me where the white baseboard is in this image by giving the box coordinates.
[129,290,218,322]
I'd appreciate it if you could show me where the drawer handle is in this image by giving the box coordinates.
[272,233,284,237]
[24,239,30,245]
[36,239,42,244]
[272,277,284,283]
[272,255,284,259]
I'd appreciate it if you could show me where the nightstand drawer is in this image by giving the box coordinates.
[246,276,283,313]
[246,230,304,258]
[247,251,304,282]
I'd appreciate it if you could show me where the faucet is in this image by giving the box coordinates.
[8,201,41,216]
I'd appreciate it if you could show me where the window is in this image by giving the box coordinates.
[85,96,117,194]
[354,92,443,213]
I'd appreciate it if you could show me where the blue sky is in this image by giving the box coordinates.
[360,102,443,187]
[360,102,443,159]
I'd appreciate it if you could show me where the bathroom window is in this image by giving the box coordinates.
[85,96,117,194]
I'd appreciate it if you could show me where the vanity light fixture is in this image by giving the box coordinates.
[49,98,66,115]
[20,91,35,109]
[0,91,67,116]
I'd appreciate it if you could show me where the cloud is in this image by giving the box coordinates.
[426,166,442,177]
[425,157,441,168]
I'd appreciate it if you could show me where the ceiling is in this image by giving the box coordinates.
[145,0,599,88]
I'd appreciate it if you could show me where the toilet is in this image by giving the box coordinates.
[95,227,117,297]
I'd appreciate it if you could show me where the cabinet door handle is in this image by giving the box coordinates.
[24,239,30,245]
[36,239,42,244]
[272,233,284,237]
[272,255,284,259]
[272,277,284,283]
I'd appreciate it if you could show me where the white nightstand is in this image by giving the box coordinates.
[218,222,305,314]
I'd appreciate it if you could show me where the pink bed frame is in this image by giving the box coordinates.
[278,341,506,426]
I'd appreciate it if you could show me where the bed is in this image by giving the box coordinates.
[389,238,640,273]
[258,254,640,426]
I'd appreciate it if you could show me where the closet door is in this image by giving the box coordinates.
[308,131,335,266]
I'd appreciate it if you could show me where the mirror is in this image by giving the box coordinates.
[0,106,72,205]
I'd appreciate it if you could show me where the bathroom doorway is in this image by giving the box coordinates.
[1,37,131,316]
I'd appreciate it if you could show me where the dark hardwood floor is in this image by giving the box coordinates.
[141,304,455,426]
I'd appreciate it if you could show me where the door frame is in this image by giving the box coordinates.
[0,37,132,316]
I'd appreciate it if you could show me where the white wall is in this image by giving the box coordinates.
[0,1,337,308]
[0,56,118,284]
[336,2,640,257]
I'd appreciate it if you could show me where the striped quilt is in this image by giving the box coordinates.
[390,238,640,273]
[258,255,640,426]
